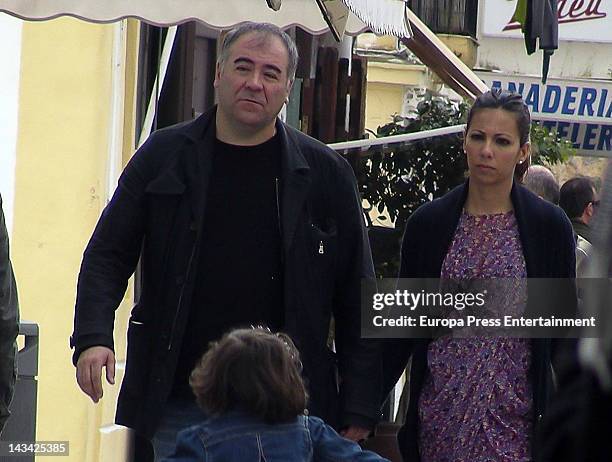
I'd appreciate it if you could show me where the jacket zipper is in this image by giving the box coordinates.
[167,238,198,351]
[275,177,284,266]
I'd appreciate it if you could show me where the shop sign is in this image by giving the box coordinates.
[482,0,611,43]
[476,72,612,156]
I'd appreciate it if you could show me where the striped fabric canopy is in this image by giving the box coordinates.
[0,0,486,99]
[0,0,411,37]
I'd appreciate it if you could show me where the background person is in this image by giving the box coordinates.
[559,176,598,277]
[540,161,612,462]
[71,22,380,460]
[382,90,576,462]
[524,164,560,205]
[559,176,598,244]
[163,328,390,462]
[0,195,18,435]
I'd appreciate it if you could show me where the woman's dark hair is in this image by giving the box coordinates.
[466,89,531,181]
[190,327,307,423]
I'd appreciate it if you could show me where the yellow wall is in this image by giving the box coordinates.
[365,61,427,133]
[363,34,477,132]
[12,17,139,461]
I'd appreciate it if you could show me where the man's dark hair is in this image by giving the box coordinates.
[524,165,560,205]
[190,327,307,423]
[559,176,596,219]
[467,89,532,181]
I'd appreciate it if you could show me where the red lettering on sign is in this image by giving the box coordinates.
[503,0,606,31]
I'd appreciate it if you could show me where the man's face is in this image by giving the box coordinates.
[214,32,292,134]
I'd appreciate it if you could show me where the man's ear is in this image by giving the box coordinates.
[585,202,595,218]
[213,62,222,88]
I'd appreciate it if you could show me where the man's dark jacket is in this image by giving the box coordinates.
[382,182,577,462]
[570,219,591,243]
[71,108,381,437]
[0,195,18,434]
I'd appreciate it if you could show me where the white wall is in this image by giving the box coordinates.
[0,13,22,235]
[477,36,612,80]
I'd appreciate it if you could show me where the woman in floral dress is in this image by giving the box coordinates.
[383,89,577,462]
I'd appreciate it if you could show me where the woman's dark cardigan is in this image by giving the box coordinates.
[382,181,577,462]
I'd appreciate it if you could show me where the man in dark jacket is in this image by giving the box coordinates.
[559,176,597,244]
[71,22,380,459]
[0,195,18,435]
[559,176,597,281]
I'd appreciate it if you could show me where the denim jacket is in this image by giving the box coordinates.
[162,412,389,462]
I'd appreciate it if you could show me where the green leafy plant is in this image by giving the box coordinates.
[359,93,468,230]
[530,123,575,165]
[359,91,574,278]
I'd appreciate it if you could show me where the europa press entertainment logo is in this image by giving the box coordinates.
[503,0,607,32]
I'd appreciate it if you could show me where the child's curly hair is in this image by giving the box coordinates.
[190,327,307,423]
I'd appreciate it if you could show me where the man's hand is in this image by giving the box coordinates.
[340,425,370,442]
[76,346,115,403]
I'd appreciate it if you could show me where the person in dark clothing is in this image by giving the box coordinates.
[0,195,18,435]
[559,176,597,244]
[163,327,389,462]
[540,161,612,462]
[560,176,598,280]
[382,90,576,462]
[71,22,380,460]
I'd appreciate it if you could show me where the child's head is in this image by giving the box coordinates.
[190,327,307,423]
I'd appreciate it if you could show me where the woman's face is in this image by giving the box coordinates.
[464,108,529,187]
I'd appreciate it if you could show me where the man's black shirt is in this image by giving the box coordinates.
[172,133,284,399]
